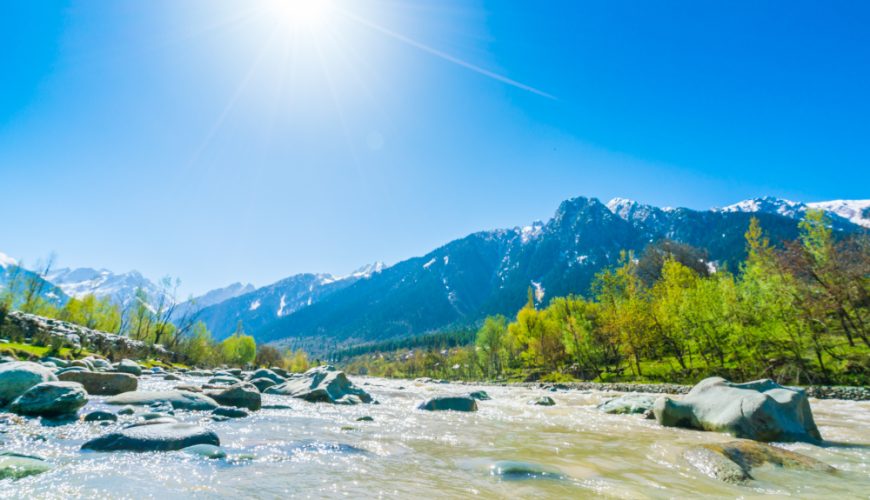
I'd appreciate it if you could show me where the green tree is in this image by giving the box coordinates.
[475,315,509,378]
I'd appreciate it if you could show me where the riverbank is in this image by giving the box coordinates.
[444,378,870,401]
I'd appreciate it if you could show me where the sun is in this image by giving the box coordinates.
[266,0,334,31]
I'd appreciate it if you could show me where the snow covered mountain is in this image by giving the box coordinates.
[194,262,387,339]
[171,282,256,321]
[716,196,870,228]
[45,267,165,307]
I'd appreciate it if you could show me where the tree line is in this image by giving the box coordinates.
[342,212,869,386]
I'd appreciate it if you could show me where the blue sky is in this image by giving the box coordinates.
[2,0,869,297]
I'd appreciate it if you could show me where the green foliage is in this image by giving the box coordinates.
[220,322,257,367]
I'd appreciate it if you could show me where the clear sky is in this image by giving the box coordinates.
[2,0,869,297]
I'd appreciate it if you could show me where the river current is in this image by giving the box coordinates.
[2,374,868,498]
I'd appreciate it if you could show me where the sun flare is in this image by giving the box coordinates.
[266,0,334,30]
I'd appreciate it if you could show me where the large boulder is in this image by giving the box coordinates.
[598,394,656,415]
[418,395,478,412]
[10,381,88,417]
[265,366,372,405]
[684,440,835,483]
[81,422,220,452]
[653,377,822,442]
[205,383,261,411]
[247,368,285,385]
[105,390,219,411]
[114,359,142,376]
[58,371,137,395]
[0,361,58,406]
[0,452,52,480]
[249,377,277,392]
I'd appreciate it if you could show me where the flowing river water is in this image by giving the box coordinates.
[1,374,869,499]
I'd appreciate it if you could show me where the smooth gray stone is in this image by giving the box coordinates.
[10,381,87,417]
[598,394,655,415]
[0,362,58,406]
[105,390,219,411]
[683,440,836,483]
[530,396,556,406]
[0,452,52,479]
[418,395,478,412]
[206,382,261,411]
[58,371,137,395]
[84,410,118,422]
[212,406,248,419]
[82,422,220,452]
[265,366,372,405]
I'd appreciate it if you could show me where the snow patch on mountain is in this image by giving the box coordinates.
[716,196,870,228]
[249,299,261,311]
[0,252,16,269]
[807,200,870,228]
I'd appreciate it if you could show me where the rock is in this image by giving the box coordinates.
[265,366,373,405]
[186,370,213,377]
[468,390,491,401]
[58,371,137,396]
[150,367,166,374]
[0,452,52,480]
[84,410,118,422]
[206,383,261,411]
[163,373,181,381]
[117,406,135,415]
[105,390,219,411]
[181,444,226,459]
[227,368,242,377]
[115,359,142,376]
[174,384,202,393]
[212,407,249,419]
[0,361,58,406]
[530,396,556,406]
[418,395,478,412]
[489,460,565,481]
[684,440,836,483]
[249,377,277,392]
[598,394,656,415]
[10,382,87,417]
[42,357,69,368]
[89,358,111,370]
[55,366,89,376]
[247,368,285,384]
[207,376,241,386]
[70,359,93,370]
[271,367,290,378]
[355,416,374,422]
[262,404,293,410]
[653,377,822,442]
[81,422,220,452]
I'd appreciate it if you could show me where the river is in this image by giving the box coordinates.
[2,374,869,498]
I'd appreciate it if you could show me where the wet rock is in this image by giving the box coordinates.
[84,410,118,422]
[261,404,293,410]
[206,382,261,411]
[266,366,372,405]
[247,368,285,384]
[355,416,374,422]
[490,460,565,481]
[227,368,242,377]
[468,390,491,401]
[249,377,277,392]
[270,367,290,378]
[207,376,241,386]
[114,359,142,376]
[654,377,822,442]
[0,452,52,480]
[0,361,58,406]
[529,396,556,406]
[55,366,89,376]
[684,440,835,483]
[163,373,181,381]
[418,395,478,412]
[105,390,219,411]
[212,406,248,419]
[181,444,226,459]
[174,384,202,393]
[69,359,93,370]
[10,382,87,417]
[117,406,135,416]
[597,394,656,415]
[58,371,137,395]
[81,422,220,452]
[41,357,68,368]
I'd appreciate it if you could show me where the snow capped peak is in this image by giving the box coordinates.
[806,199,870,228]
[0,252,17,269]
[519,221,544,243]
[349,261,387,278]
[718,197,807,218]
[606,197,637,213]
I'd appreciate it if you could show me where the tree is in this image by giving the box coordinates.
[255,345,283,367]
[180,321,217,366]
[220,322,257,366]
[475,315,509,378]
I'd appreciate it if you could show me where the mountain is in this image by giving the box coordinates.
[0,252,68,307]
[716,196,870,229]
[257,196,863,350]
[171,282,255,322]
[45,267,166,307]
[193,263,386,340]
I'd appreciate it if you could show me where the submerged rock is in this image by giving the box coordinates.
[10,382,87,417]
[181,444,226,459]
[529,396,556,406]
[265,366,372,405]
[105,390,219,411]
[490,460,565,481]
[82,422,220,452]
[0,362,58,406]
[598,394,656,415]
[418,395,478,412]
[206,383,261,411]
[684,440,835,483]
[247,368,285,385]
[468,390,491,401]
[249,377,277,392]
[212,406,249,419]
[84,410,118,422]
[654,377,822,442]
[0,452,52,480]
[58,371,137,395]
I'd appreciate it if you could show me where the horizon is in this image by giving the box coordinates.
[3,1,869,296]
